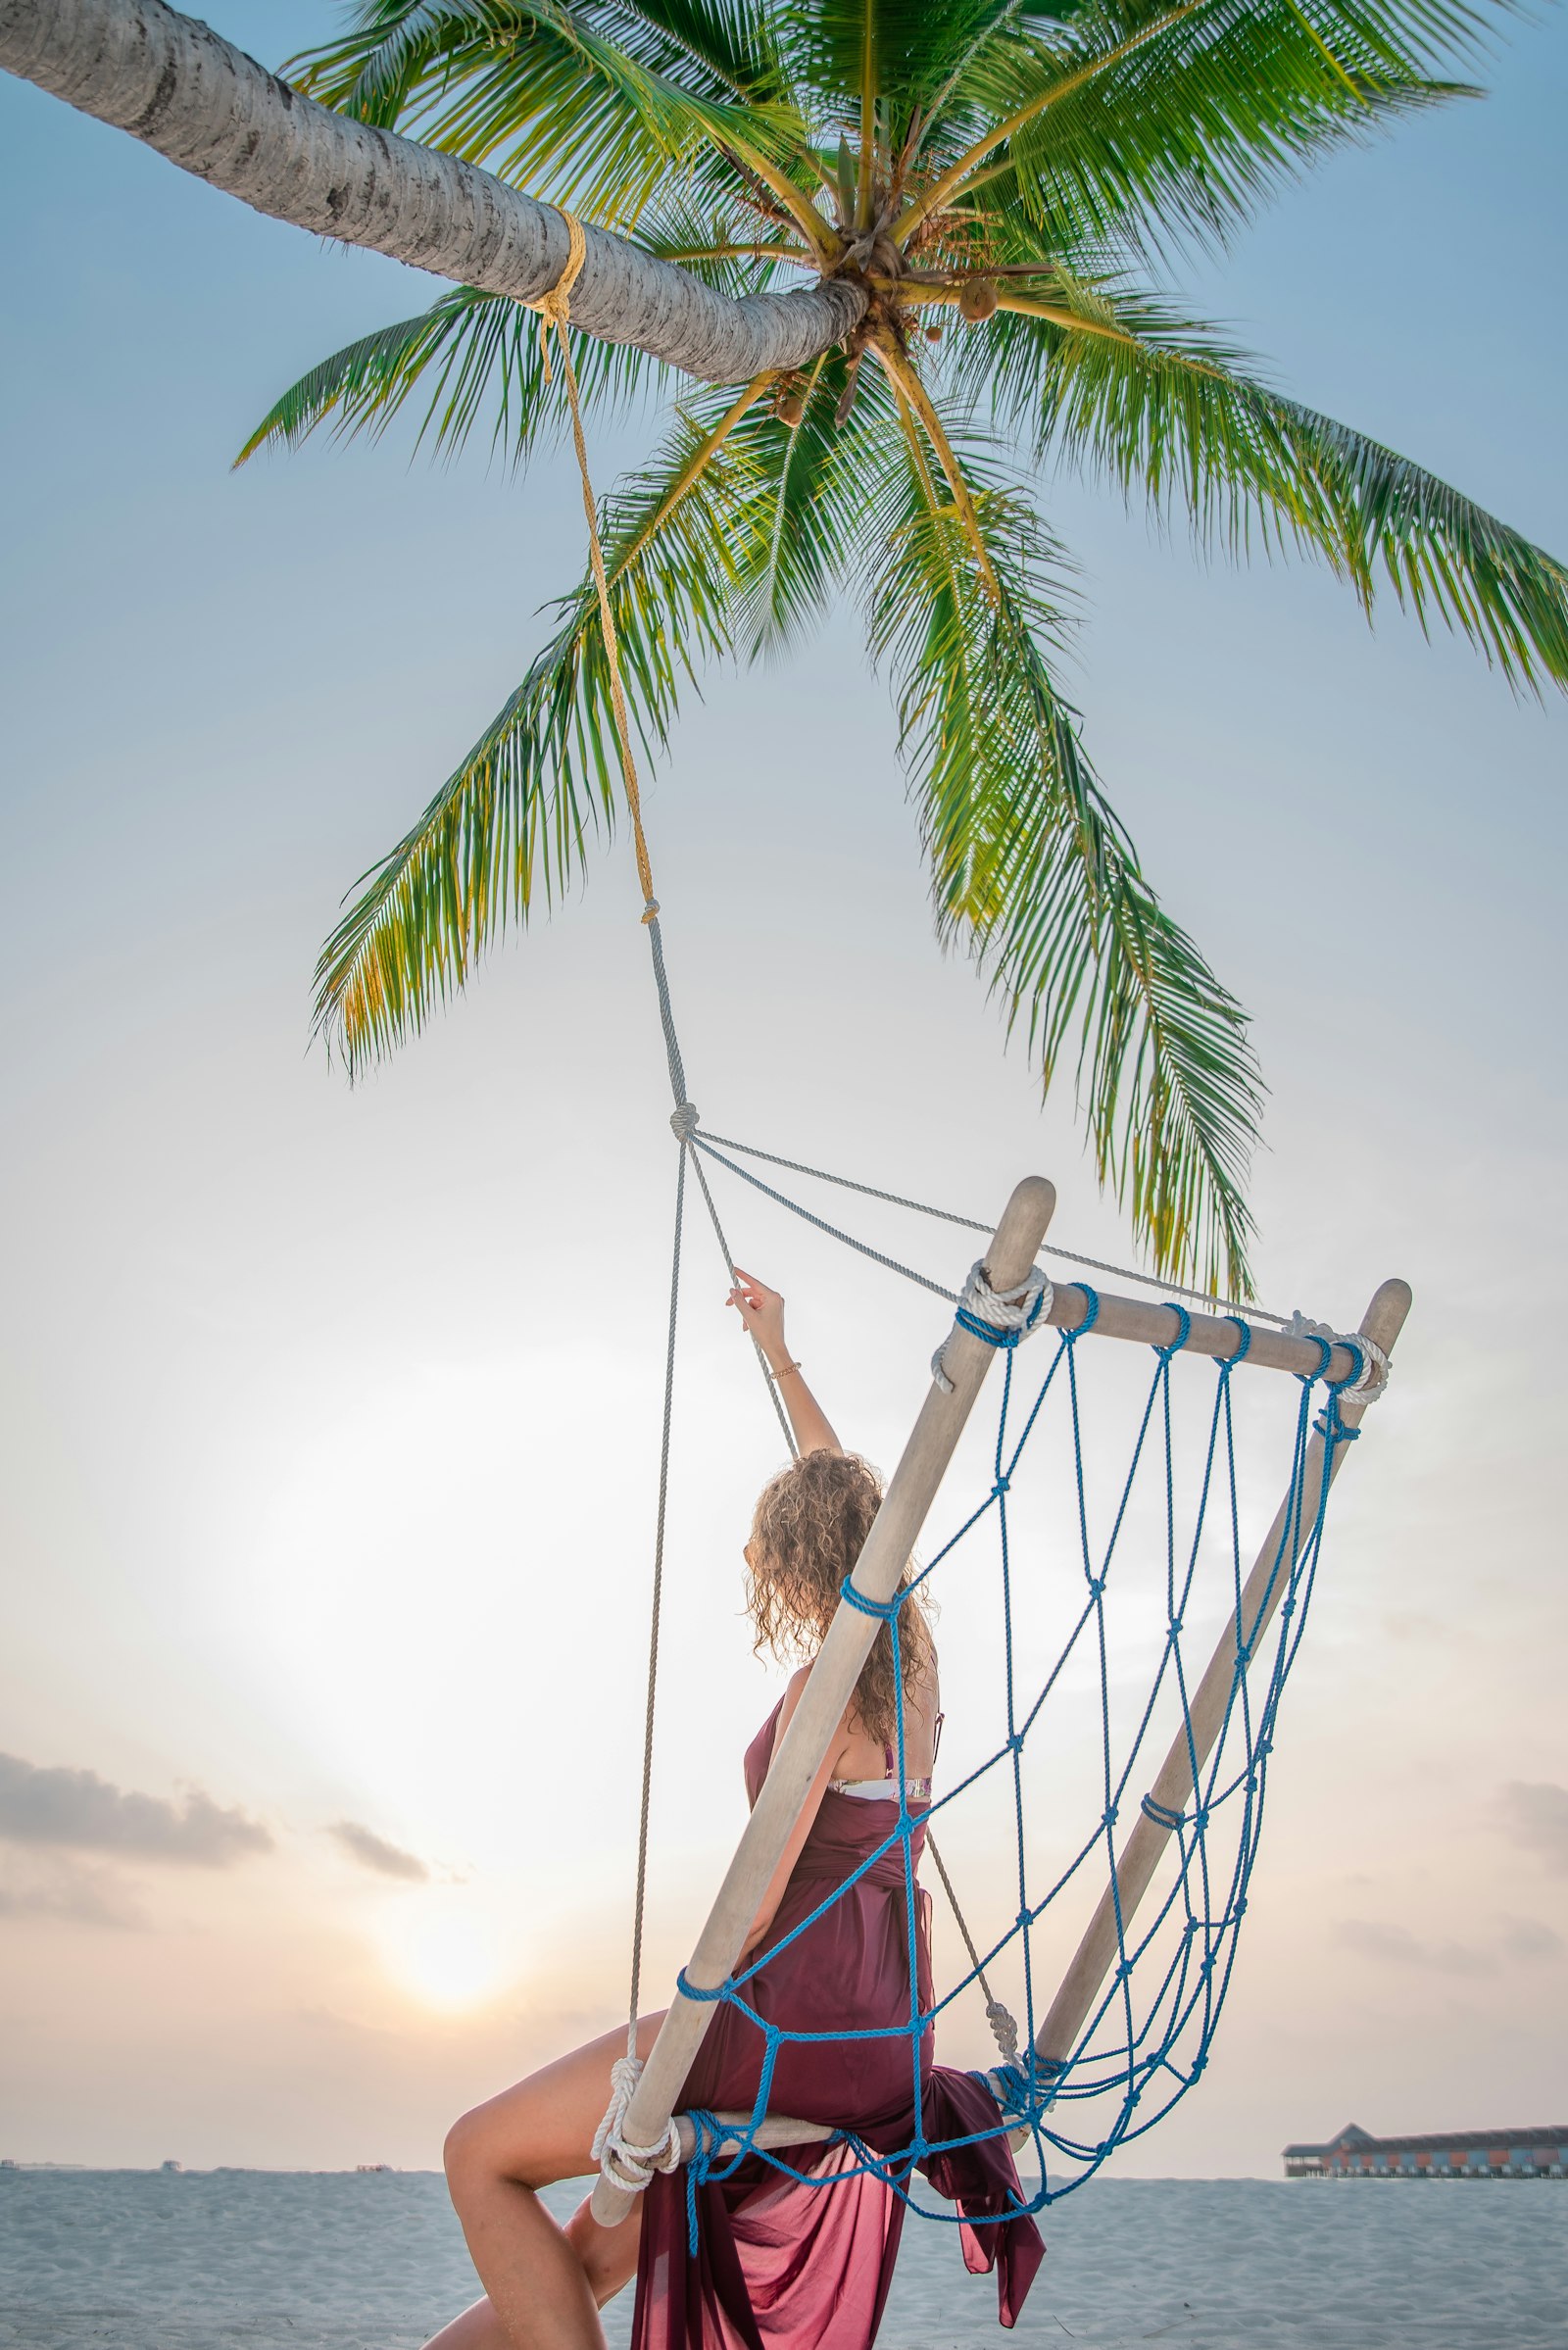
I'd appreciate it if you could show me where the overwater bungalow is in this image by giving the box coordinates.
[1284,2124,1568,2179]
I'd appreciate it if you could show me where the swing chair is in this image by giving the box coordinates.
[518,223,1412,2249]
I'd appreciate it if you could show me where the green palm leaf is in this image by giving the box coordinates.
[966,279,1568,689]
[232,285,661,470]
[314,376,773,1068]
[255,0,1560,1284]
[905,0,1486,256]
[290,1,822,236]
[781,0,1017,117]
[865,382,1261,1292]
[727,350,906,654]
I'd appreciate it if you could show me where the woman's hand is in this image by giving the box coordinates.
[729,1269,843,1456]
[727,1267,788,1368]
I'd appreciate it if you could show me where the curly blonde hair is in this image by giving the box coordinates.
[745,1449,933,1747]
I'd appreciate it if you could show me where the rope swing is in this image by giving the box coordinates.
[522,216,1409,2241]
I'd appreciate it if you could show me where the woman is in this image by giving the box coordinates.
[428,1272,1042,2350]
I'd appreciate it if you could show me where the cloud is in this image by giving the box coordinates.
[1335,1918,1494,1977]
[328,1821,429,1883]
[1499,1915,1566,1963]
[0,1854,144,1929]
[1495,1782,1568,1875]
[0,1754,272,1866]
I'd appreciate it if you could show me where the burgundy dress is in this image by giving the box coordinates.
[630,1701,1044,2350]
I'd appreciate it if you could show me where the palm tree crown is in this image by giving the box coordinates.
[243,0,1568,1295]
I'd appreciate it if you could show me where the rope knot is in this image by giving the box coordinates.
[1221,1314,1253,1365]
[528,208,588,381]
[591,2052,682,2196]
[676,1969,734,2004]
[1140,1793,1186,1832]
[669,1102,700,1141]
[1065,1283,1101,1338]
[1154,1303,1192,1360]
[985,2000,1021,2062]
[1283,1312,1391,1404]
[931,1259,1053,1392]
[840,1579,902,1624]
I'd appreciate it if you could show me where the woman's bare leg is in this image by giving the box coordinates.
[432,2014,664,2350]
[422,2296,510,2350]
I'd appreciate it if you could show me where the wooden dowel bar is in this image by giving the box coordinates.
[672,2111,835,2163]
[1033,1274,1413,2073]
[1045,1283,1364,1385]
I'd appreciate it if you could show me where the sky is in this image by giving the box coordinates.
[1,3,1565,2183]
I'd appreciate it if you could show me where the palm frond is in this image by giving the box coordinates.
[1271,404,1568,690]
[866,375,1262,1292]
[233,171,824,472]
[903,0,1493,258]
[314,377,771,1069]
[965,279,1568,690]
[584,0,797,109]
[290,0,824,242]
[780,0,1024,122]
[724,350,906,655]
[233,285,667,470]
[278,0,1558,1280]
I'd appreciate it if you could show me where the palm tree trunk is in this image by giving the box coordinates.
[0,0,865,384]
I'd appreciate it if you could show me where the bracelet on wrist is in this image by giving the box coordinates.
[769,1358,802,1383]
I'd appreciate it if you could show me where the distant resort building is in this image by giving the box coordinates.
[1284,2124,1568,2179]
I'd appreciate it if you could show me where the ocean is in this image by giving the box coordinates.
[0,2168,1561,2349]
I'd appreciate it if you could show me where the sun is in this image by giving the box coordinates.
[375,1895,524,2012]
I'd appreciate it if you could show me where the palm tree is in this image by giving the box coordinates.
[15,2,1564,1295]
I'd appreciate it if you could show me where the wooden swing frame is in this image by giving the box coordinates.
[591,1174,1412,2221]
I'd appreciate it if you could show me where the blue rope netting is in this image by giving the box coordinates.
[669,1307,1367,2251]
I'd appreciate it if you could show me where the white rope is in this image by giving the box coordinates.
[1281,1311,1392,1404]
[986,2000,1021,2062]
[592,2054,683,2195]
[930,1260,1054,1394]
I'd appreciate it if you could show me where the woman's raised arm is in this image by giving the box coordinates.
[727,1268,843,1456]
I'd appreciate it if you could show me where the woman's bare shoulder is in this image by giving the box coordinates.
[773,1659,815,1732]
[775,1661,861,1771]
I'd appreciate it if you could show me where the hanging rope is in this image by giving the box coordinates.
[530,220,794,2115]
[532,211,660,930]
[696,1127,1297,1327]
[624,1142,687,2051]
[925,1829,1020,2063]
